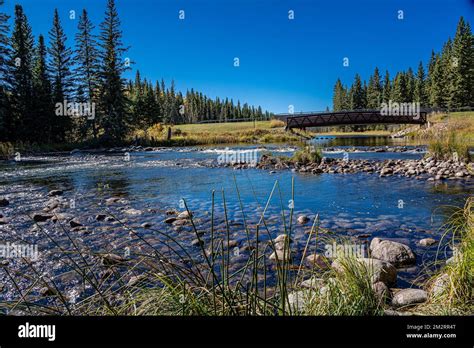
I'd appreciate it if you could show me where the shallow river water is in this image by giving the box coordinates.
[0,139,472,304]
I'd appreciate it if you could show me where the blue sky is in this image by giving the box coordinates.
[3,0,473,113]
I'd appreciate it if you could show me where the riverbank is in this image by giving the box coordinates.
[0,184,471,316]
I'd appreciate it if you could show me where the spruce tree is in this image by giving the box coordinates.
[332,78,345,111]
[414,61,427,106]
[32,35,54,142]
[350,74,365,109]
[0,0,10,139]
[7,5,34,141]
[48,9,73,142]
[449,17,473,108]
[98,0,130,143]
[406,67,415,101]
[75,9,100,139]
[382,70,391,103]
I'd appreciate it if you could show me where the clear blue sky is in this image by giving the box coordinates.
[3,0,473,113]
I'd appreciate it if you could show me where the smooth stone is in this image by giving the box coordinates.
[141,222,152,228]
[370,237,416,267]
[391,288,427,307]
[419,238,437,247]
[177,211,192,219]
[297,215,310,224]
[124,208,142,216]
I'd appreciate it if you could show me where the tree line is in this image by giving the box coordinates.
[332,17,473,112]
[128,71,270,131]
[0,0,270,146]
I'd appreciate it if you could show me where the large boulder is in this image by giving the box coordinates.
[391,288,427,307]
[332,257,397,286]
[370,238,416,266]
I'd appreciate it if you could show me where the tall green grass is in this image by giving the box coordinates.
[416,197,474,315]
[427,131,471,162]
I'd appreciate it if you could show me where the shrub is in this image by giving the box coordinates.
[291,146,322,164]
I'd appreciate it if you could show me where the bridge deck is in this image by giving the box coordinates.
[280,110,427,129]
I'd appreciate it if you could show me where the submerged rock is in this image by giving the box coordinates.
[33,213,54,222]
[273,234,292,250]
[419,238,437,247]
[191,238,204,247]
[297,215,310,224]
[0,197,9,207]
[69,218,83,228]
[269,248,291,262]
[48,190,63,197]
[95,214,107,221]
[177,211,192,219]
[164,217,177,224]
[101,253,127,266]
[124,208,142,216]
[369,237,416,266]
[391,288,427,307]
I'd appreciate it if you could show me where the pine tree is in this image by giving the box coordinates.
[429,54,445,108]
[391,72,408,102]
[75,9,100,139]
[414,61,427,106]
[406,67,415,101]
[7,5,34,141]
[0,0,10,139]
[448,17,473,108]
[382,70,391,103]
[32,35,54,142]
[332,78,345,111]
[350,74,365,109]
[98,0,130,144]
[48,9,73,142]
[366,67,382,109]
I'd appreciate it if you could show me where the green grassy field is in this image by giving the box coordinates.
[175,120,279,134]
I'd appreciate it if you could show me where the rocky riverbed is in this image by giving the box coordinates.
[225,154,473,181]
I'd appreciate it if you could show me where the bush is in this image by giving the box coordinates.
[427,131,471,162]
[291,146,322,164]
